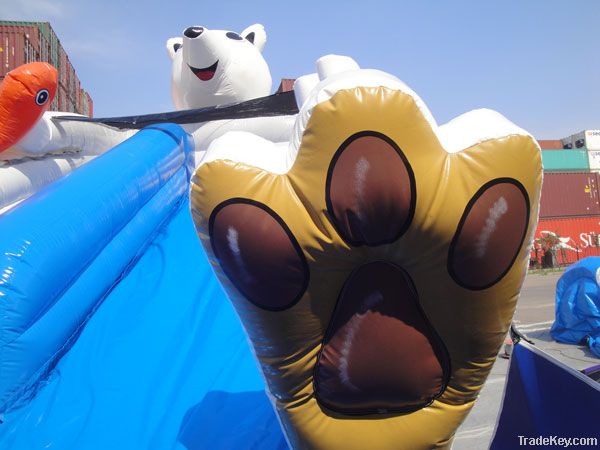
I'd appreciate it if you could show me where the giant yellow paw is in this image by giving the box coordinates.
[190,61,542,450]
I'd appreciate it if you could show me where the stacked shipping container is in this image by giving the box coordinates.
[534,216,600,266]
[537,139,563,150]
[542,150,589,172]
[534,138,600,266]
[0,21,93,116]
[561,130,600,151]
[276,78,295,93]
[539,172,600,217]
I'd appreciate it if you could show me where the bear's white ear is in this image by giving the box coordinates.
[241,24,267,52]
[166,37,183,61]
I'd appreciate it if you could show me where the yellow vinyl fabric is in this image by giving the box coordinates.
[190,86,542,450]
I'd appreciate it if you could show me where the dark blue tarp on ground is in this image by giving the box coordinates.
[490,341,600,449]
[551,257,600,358]
[0,124,287,449]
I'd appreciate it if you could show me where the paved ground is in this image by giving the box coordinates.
[453,270,599,450]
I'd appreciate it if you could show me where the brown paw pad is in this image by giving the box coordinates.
[209,199,309,311]
[448,179,529,290]
[314,261,450,414]
[326,132,415,247]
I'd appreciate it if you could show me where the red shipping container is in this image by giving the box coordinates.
[540,172,600,218]
[58,85,68,111]
[276,78,295,93]
[0,30,23,77]
[0,25,43,77]
[59,48,67,87]
[75,80,81,106]
[87,92,93,117]
[533,216,600,265]
[73,86,80,112]
[537,139,564,150]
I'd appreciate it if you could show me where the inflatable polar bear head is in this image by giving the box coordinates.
[166,24,272,110]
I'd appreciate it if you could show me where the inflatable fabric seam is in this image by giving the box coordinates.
[0,124,192,413]
[16,162,185,339]
[0,179,188,414]
[0,169,188,350]
[0,125,188,348]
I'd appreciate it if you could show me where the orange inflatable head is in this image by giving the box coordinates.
[0,62,58,153]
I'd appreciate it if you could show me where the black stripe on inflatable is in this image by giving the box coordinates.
[54,91,299,130]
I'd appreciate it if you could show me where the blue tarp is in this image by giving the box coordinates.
[0,125,287,449]
[490,341,600,449]
[551,257,600,358]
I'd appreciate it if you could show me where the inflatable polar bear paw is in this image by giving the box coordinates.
[190,55,542,450]
[166,24,272,110]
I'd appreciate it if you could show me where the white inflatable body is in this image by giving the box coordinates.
[0,24,294,212]
[201,54,532,172]
[167,24,271,110]
[0,154,97,214]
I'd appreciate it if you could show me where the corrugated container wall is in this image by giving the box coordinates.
[588,150,600,172]
[87,92,93,116]
[540,172,600,218]
[585,130,600,151]
[542,150,590,172]
[59,47,67,87]
[276,78,295,93]
[0,25,39,77]
[533,216,600,265]
[537,140,564,150]
[79,91,93,117]
[59,85,68,111]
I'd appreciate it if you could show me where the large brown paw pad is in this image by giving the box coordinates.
[448,179,529,290]
[326,132,415,246]
[209,199,309,311]
[314,261,449,415]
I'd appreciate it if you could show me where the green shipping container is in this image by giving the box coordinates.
[542,150,590,172]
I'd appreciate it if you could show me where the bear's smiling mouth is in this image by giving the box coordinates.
[188,60,219,81]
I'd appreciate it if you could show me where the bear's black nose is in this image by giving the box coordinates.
[184,26,204,38]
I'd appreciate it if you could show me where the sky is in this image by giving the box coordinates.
[2,0,599,139]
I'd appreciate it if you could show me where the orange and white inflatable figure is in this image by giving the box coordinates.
[0,62,58,153]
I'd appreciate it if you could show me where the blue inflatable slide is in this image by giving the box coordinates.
[0,125,287,449]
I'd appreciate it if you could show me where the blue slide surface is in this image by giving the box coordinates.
[0,124,287,449]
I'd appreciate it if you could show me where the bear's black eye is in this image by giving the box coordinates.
[35,89,49,106]
[173,43,182,52]
[226,32,243,41]
[184,26,204,38]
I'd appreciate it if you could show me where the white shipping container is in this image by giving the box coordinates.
[561,130,600,151]
[585,130,600,151]
[588,150,600,171]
